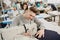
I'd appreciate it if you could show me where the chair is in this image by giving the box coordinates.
[51,4,57,11]
[48,4,57,11]
[48,4,58,22]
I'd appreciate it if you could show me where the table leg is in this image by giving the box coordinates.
[54,16,55,22]
[58,15,60,26]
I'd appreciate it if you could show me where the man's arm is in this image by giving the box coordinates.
[34,17,45,29]
[34,17,45,38]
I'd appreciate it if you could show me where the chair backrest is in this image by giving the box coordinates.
[51,4,57,11]
[48,4,57,11]
[48,4,58,11]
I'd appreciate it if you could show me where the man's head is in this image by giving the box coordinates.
[23,7,37,20]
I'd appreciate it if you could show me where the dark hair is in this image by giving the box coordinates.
[2,3,6,8]
[22,2,28,10]
[30,7,38,14]
[16,1,20,3]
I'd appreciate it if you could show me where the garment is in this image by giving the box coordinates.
[0,22,7,28]
[7,10,19,18]
[19,10,25,14]
[16,3,21,10]
[10,14,44,35]
[38,29,60,40]
[12,10,19,17]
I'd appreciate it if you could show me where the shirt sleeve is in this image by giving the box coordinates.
[34,17,45,29]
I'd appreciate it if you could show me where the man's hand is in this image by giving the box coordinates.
[36,29,44,38]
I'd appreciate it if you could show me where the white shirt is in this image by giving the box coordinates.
[13,10,19,17]
[16,3,21,10]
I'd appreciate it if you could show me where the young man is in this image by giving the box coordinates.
[10,7,44,39]
[10,7,60,40]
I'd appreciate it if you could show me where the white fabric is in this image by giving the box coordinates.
[13,10,19,17]
[3,0,11,7]
[1,26,25,40]
[1,24,37,40]
[48,11,60,15]
[35,19,60,34]
[24,23,37,35]
[14,35,38,40]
